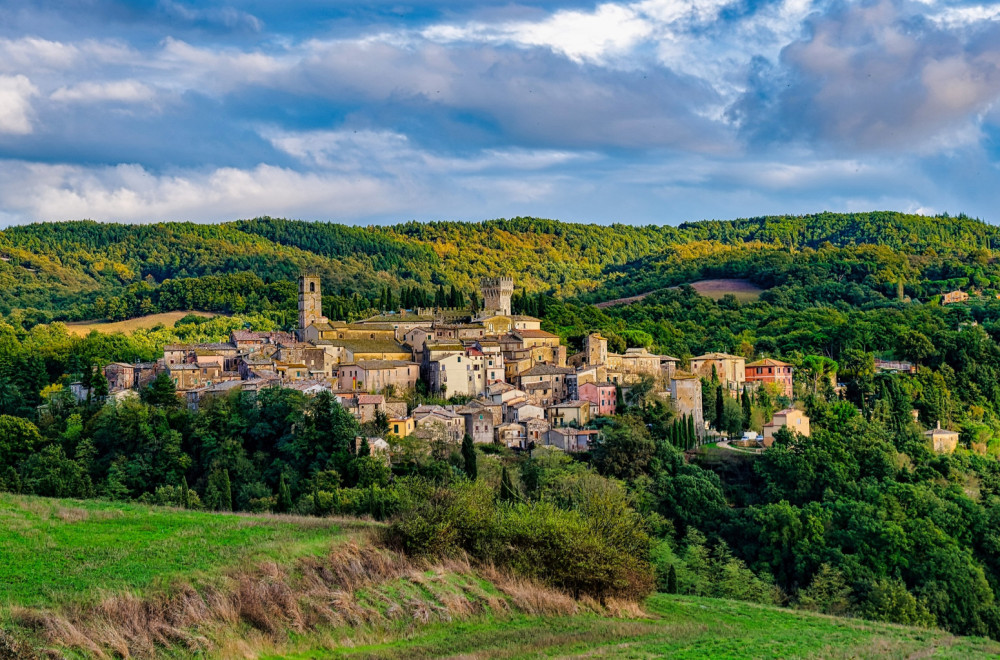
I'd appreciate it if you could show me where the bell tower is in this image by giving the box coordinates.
[298,275,325,330]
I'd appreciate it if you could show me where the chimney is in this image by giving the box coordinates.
[936,420,941,430]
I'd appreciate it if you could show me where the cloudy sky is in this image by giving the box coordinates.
[0,0,999,226]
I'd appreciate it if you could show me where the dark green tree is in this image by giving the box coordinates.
[461,433,477,480]
[499,466,519,504]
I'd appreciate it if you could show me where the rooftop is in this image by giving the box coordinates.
[522,364,575,376]
[514,329,560,339]
[747,358,793,367]
[692,352,745,361]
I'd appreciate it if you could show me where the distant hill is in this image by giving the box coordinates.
[0,211,995,325]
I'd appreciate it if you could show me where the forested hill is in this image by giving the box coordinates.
[0,211,995,325]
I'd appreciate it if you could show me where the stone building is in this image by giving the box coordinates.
[298,275,327,333]
[689,352,746,396]
[670,373,704,436]
[337,360,419,393]
[481,276,514,316]
[925,422,959,453]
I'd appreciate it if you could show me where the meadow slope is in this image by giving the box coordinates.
[2,494,999,659]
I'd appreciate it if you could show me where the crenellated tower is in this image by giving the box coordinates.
[481,276,514,316]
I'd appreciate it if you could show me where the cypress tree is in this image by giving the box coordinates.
[462,433,477,480]
[715,386,724,430]
[741,390,752,431]
[687,415,696,447]
[313,482,322,516]
[181,476,190,509]
[667,564,678,594]
[277,474,293,513]
[499,466,518,504]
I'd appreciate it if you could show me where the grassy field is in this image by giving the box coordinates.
[689,278,764,302]
[3,494,999,659]
[63,310,221,336]
[273,595,1000,659]
[0,493,352,607]
[596,278,764,308]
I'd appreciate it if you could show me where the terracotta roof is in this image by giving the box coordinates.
[514,329,560,339]
[357,394,385,405]
[347,360,417,370]
[692,352,744,361]
[549,400,590,409]
[747,358,792,367]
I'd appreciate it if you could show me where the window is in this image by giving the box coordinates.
[309,282,315,292]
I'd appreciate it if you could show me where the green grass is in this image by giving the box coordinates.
[271,595,1000,659]
[0,493,352,607]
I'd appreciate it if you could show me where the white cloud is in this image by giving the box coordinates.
[265,127,594,173]
[0,75,39,134]
[928,3,1000,28]
[0,161,403,223]
[422,3,653,64]
[0,37,135,74]
[51,80,157,104]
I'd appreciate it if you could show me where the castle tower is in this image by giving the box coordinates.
[584,332,608,366]
[298,275,325,330]
[481,276,514,317]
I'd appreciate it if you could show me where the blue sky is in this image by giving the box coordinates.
[1,0,999,226]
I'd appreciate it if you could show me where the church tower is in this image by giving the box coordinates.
[481,276,514,316]
[298,275,325,330]
[585,332,608,366]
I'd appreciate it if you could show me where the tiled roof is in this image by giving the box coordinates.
[692,352,744,361]
[514,329,560,339]
[747,358,792,367]
[522,364,574,376]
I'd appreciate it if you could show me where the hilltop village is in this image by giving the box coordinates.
[82,275,842,454]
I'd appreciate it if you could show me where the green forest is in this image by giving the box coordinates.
[7,212,1000,642]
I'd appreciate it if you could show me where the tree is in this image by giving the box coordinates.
[499,466,519,504]
[0,415,44,468]
[182,476,190,509]
[741,390,752,430]
[143,372,179,407]
[205,469,233,511]
[461,433,477,480]
[592,416,655,481]
[667,564,678,594]
[277,474,292,513]
[721,397,744,438]
[715,386,724,431]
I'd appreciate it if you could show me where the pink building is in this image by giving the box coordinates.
[578,382,617,416]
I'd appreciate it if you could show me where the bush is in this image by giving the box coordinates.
[384,474,655,600]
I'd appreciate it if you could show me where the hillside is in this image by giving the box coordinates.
[2,494,998,659]
[1,211,996,325]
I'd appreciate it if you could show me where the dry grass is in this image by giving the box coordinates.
[64,311,221,337]
[7,539,624,659]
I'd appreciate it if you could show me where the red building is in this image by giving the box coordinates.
[745,358,794,399]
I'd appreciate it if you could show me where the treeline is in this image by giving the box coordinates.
[4,212,999,327]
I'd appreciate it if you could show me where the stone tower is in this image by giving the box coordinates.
[584,332,608,366]
[481,276,514,316]
[298,275,325,330]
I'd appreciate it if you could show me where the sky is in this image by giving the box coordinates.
[0,0,999,227]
